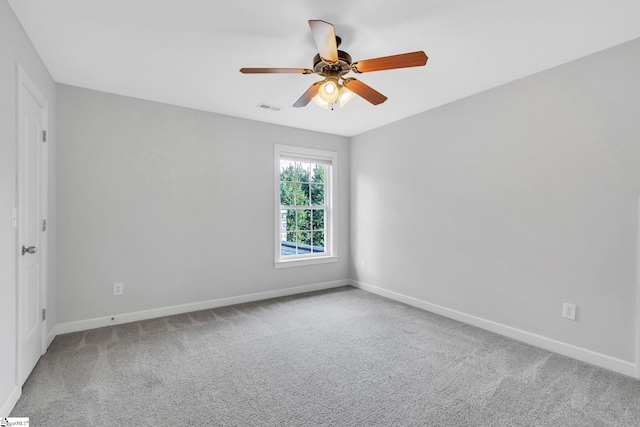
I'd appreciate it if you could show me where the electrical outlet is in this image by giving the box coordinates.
[562,303,576,320]
[114,282,123,296]
[360,260,366,270]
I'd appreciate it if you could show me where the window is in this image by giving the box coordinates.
[274,144,338,268]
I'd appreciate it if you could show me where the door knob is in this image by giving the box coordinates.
[22,246,37,255]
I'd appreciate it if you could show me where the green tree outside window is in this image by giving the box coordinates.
[280,162,325,250]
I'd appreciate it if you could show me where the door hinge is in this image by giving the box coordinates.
[42,308,46,321]
[42,219,47,231]
[42,130,47,142]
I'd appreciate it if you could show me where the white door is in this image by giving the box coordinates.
[17,67,48,385]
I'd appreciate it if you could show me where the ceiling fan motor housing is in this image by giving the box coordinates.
[313,50,353,74]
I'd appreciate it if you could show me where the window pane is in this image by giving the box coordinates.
[280,209,287,236]
[284,209,297,232]
[312,231,325,253]
[280,182,297,206]
[311,183,324,205]
[311,164,325,183]
[298,231,312,254]
[280,160,296,182]
[303,182,312,205]
[312,209,324,230]
[298,209,311,231]
[296,162,310,183]
[281,231,297,256]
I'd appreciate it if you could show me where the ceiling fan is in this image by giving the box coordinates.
[240,20,428,110]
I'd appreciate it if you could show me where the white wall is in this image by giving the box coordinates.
[0,0,56,416]
[56,84,350,324]
[351,38,640,366]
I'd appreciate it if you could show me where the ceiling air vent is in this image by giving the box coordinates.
[257,103,283,112]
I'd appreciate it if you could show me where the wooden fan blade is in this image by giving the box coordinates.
[351,51,428,73]
[308,20,338,63]
[343,78,387,105]
[240,68,313,74]
[293,82,322,108]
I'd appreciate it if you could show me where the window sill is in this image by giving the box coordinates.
[274,255,339,269]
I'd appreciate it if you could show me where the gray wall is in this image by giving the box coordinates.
[56,84,350,323]
[351,38,640,362]
[0,0,56,414]
[4,0,640,412]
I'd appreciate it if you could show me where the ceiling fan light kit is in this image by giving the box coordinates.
[311,71,356,110]
[317,73,340,102]
[240,20,428,110]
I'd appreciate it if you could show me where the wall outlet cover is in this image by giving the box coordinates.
[114,282,124,296]
[563,303,576,320]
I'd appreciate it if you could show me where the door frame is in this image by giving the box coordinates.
[15,64,48,385]
[637,196,640,379]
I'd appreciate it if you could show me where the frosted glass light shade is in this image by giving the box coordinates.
[338,87,355,107]
[317,78,340,103]
[311,94,330,109]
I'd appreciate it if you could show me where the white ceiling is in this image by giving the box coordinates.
[9,0,640,137]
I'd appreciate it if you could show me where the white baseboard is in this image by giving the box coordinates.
[46,326,57,349]
[56,279,349,335]
[0,386,21,418]
[350,280,638,379]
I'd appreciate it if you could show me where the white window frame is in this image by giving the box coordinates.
[274,144,338,268]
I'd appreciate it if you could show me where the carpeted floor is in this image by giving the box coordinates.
[11,286,640,426]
